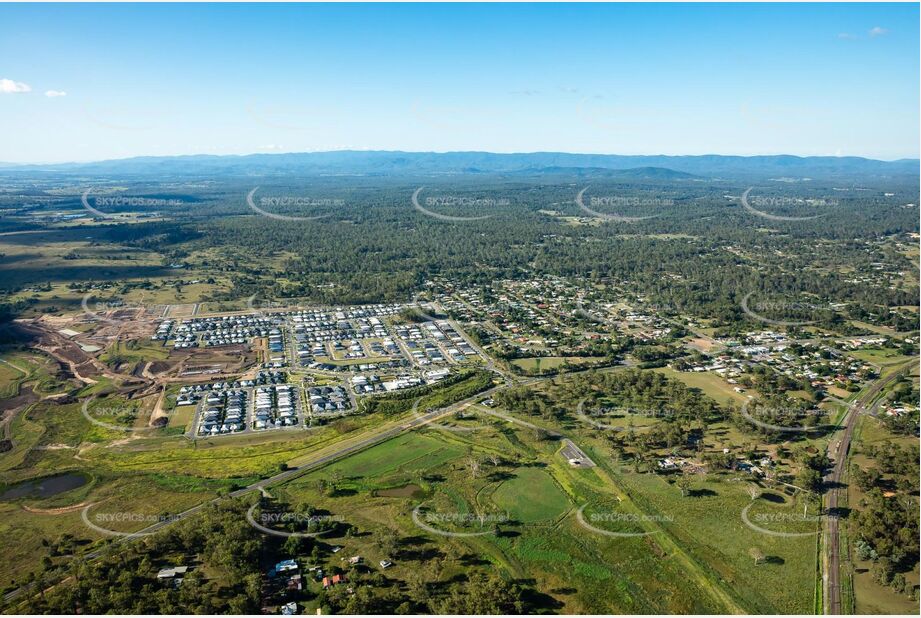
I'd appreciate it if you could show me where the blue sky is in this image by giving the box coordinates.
[1,2,918,163]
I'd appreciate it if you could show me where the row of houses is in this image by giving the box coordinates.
[307,385,351,415]
[267,328,285,364]
[301,358,410,373]
[393,320,477,366]
[198,389,247,435]
[350,374,383,394]
[166,314,279,349]
[289,306,401,347]
[179,370,286,397]
[254,385,299,429]
[151,319,174,341]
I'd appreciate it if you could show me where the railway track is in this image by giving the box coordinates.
[823,361,914,614]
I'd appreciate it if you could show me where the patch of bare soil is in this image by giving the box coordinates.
[148,361,172,374]
[688,337,715,352]
[22,501,91,515]
[149,388,170,426]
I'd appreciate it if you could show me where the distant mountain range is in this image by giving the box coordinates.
[510,166,699,180]
[1,150,917,179]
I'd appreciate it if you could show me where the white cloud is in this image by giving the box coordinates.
[868,26,888,37]
[45,90,67,98]
[0,78,31,93]
[837,32,858,40]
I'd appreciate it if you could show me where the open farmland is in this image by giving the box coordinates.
[0,18,917,612]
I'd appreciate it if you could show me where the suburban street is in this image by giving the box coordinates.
[1,4,916,614]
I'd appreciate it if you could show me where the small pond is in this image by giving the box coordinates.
[0,472,89,501]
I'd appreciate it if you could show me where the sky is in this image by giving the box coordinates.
[0,2,918,163]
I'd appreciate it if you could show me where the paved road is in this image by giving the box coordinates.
[560,438,596,468]
[429,299,516,387]
[823,362,913,614]
[4,383,502,605]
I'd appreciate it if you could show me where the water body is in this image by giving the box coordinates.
[0,472,89,500]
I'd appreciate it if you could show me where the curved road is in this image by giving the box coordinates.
[3,383,501,605]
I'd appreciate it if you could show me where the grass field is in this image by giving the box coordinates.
[0,351,67,400]
[511,356,604,373]
[0,228,235,316]
[616,470,818,613]
[266,418,801,613]
[846,348,916,368]
[484,383,822,613]
[0,381,319,590]
[0,331,840,612]
[99,339,170,364]
[848,415,920,614]
[0,360,26,399]
[852,566,920,615]
[0,471,243,586]
[654,367,751,405]
[167,404,196,430]
[846,320,917,338]
[305,432,466,483]
[491,466,570,523]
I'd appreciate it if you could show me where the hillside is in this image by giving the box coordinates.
[4,151,917,180]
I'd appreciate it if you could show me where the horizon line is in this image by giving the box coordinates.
[3,148,919,168]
